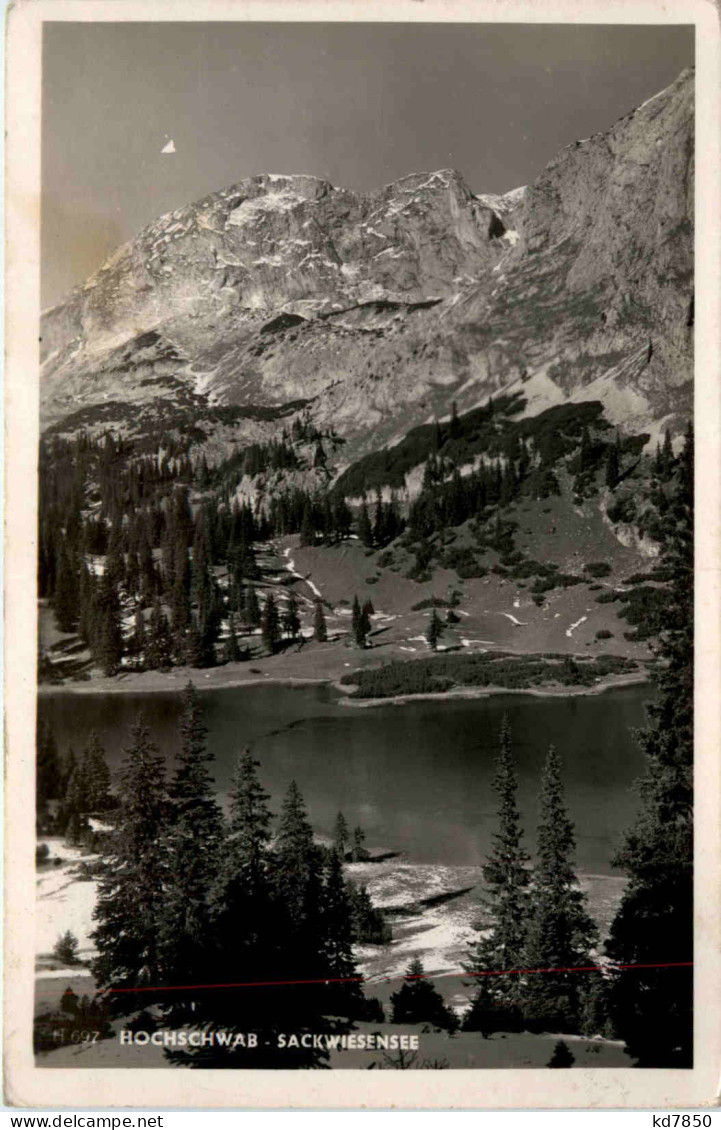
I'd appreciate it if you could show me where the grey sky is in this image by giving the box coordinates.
[42,21,693,308]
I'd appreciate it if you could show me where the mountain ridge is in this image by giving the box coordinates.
[40,68,693,462]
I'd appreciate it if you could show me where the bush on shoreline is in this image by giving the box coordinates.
[341,652,637,700]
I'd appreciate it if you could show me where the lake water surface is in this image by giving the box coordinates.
[38,683,652,875]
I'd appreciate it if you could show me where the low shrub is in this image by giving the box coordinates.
[584,562,612,578]
[411,597,450,611]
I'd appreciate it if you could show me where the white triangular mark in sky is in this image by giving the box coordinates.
[161,139,176,154]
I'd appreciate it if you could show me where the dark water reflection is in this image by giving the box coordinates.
[38,683,652,873]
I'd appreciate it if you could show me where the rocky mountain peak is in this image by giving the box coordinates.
[41,70,693,459]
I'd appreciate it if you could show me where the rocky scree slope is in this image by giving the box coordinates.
[41,70,693,462]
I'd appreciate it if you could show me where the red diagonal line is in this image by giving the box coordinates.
[104,960,692,994]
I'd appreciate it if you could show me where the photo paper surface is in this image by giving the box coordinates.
[4,0,720,1109]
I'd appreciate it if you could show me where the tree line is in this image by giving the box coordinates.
[463,428,693,1066]
[88,683,388,1067]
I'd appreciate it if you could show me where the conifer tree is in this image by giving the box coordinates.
[174,773,338,1068]
[300,500,316,546]
[351,594,362,646]
[168,749,283,1067]
[80,732,112,812]
[261,592,281,654]
[605,441,620,490]
[449,400,461,440]
[547,1040,575,1068]
[348,882,391,945]
[319,850,364,1016]
[78,563,97,646]
[53,541,80,634]
[333,496,353,541]
[129,606,146,666]
[211,750,276,984]
[352,825,368,862]
[274,780,318,933]
[92,715,169,1015]
[158,683,224,1020]
[146,599,173,670]
[390,958,458,1031]
[313,600,328,642]
[282,592,301,641]
[372,490,385,545]
[464,717,530,1033]
[243,585,261,630]
[360,600,372,643]
[357,502,373,547]
[53,931,80,967]
[95,573,123,676]
[184,617,207,668]
[521,746,597,1034]
[606,424,693,1066]
[37,723,62,809]
[333,811,349,858]
[224,612,241,663]
[427,607,444,651]
[351,595,370,648]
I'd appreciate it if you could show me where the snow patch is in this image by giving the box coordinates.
[227,191,306,229]
[283,548,322,598]
[566,616,588,638]
[499,612,527,626]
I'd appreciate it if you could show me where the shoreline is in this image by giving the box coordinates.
[38,667,651,704]
[37,673,331,696]
[333,671,651,708]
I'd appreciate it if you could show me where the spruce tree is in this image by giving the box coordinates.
[274,780,318,933]
[53,931,80,966]
[313,600,328,642]
[146,599,172,670]
[521,746,597,1034]
[37,722,62,809]
[360,600,372,642]
[351,594,361,645]
[319,850,364,1017]
[449,400,461,440]
[53,541,80,634]
[80,732,112,813]
[427,607,444,651]
[261,593,281,654]
[606,424,693,1066]
[92,715,169,1015]
[333,496,352,541]
[168,750,283,1067]
[243,585,261,630]
[464,717,530,1033]
[224,612,241,663]
[300,500,316,546]
[95,573,123,676]
[333,811,349,858]
[158,683,224,1021]
[547,1040,575,1068]
[185,616,213,668]
[282,592,301,641]
[351,595,369,648]
[390,958,458,1031]
[130,606,146,666]
[348,882,391,945]
[352,825,368,862]
[605,441,620,490]
[210,750,276,992]
[357,502,373,548]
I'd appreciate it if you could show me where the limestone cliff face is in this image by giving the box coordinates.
[41,69,693,458]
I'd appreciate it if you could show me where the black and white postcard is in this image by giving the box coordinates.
[4,0,720,1110]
